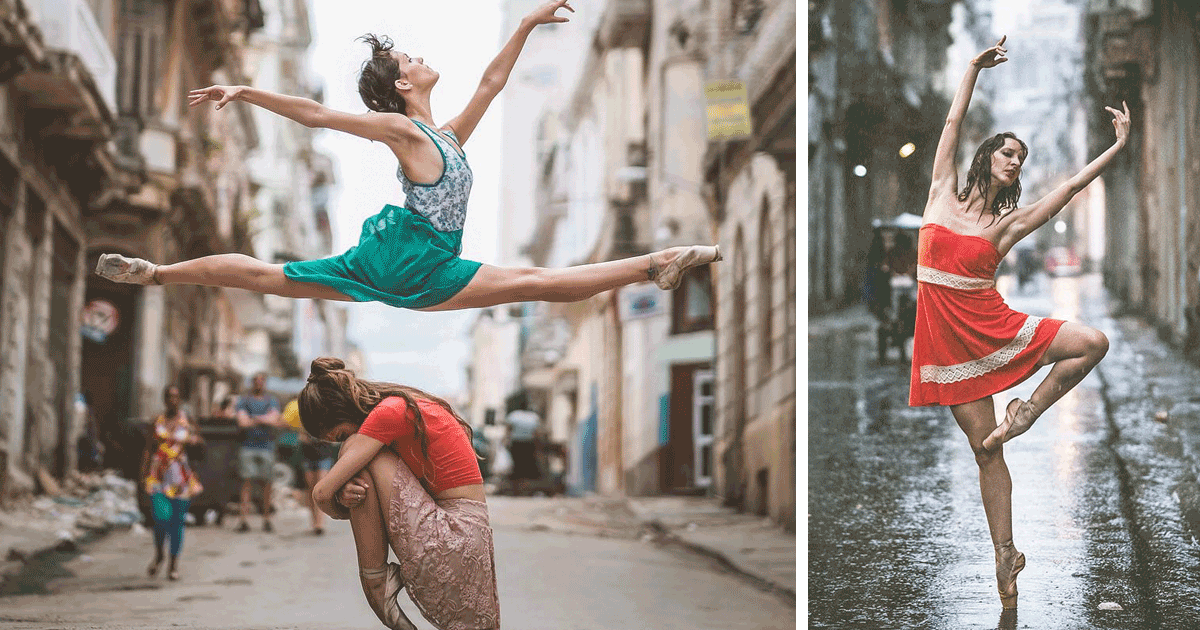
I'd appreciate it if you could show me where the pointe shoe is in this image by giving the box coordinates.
[95,253,160,285]
[654,245,723,291]
[360,563,417,630]
[995,543,1025,610]
[982,398,1040,452]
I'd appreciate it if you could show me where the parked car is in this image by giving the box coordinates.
[1044,246,1082,277]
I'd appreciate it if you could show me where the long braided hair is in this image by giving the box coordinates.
[958,132,1028,225]
[357,34,408,115]
[297,357,478,483]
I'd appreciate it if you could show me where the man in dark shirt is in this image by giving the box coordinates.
[235,373,281,532]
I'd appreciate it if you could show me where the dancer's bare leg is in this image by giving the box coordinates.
[1026,322,1109,414]
[348,462,390,571]
[952,397,1014,547]
[420,245,718,312]
[983,322,1109,450]
[348,449,417,630]
[102,253,355,301]
[950,396,1024,607]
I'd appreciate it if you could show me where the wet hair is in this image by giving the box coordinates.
[297,358,479,480]
[958,132,1028,225]
[357,34,408,115]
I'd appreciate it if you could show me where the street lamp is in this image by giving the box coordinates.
[853,165,867,177]
[1055,220,1067,234]
[898,143,916,158]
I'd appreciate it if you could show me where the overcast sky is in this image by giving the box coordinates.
[309,1,506,397]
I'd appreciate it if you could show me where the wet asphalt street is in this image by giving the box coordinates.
[808,273,1200,630]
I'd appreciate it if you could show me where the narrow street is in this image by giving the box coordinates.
[0,496,794,630]
[809,272,1200,629]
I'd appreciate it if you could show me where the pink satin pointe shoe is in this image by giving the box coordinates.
[360,563,416,630]
[982,398,1040,452]
[654,245,723,290]
[995,543,1025,610]
[95,253,160,285]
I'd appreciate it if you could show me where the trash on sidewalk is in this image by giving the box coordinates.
[1,470,141,561]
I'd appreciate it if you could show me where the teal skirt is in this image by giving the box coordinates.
[283,205,482,309]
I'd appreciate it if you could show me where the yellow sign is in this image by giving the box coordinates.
[705,81,753,140]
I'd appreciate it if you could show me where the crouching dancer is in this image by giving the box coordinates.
[299,357,498,630]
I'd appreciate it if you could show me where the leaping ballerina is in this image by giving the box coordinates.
[95,0,720,311]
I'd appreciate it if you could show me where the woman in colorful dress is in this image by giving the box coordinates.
[93,0,719,310]
[142,385,204,581]
[911,36,1130,609]
[298,357,495,630]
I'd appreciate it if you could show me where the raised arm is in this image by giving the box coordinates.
[930,37,1008,199]
[443,0,575,145]
[188,85,415,145]
[1003,102,1131,248]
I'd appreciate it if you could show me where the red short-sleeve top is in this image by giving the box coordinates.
[356,396,482,495]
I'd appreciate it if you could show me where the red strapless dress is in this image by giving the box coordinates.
[909,223,1065,407]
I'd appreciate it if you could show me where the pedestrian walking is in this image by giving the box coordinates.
[142,385,203,581]
[93,0,720,311]
[298,357,497,630]
[910,35,1130,610]
[282,397,337,535]
[235,373,282,533]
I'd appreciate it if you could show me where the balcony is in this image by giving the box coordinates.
[23,0,117,114]
[598,0,649,49]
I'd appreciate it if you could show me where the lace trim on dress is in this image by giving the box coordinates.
[917,265,995,290]
[920,315,1043,384]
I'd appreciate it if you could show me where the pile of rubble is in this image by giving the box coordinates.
[1,471,142,555]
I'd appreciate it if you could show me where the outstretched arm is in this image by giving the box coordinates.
[1003,101,1131,247]
[188,85,415,145]
[443,0,575,145]
[929,37,1008,200]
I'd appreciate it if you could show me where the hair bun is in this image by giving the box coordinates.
[309,357,346,381]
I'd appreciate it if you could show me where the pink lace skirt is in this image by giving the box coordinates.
[385,458,500,630]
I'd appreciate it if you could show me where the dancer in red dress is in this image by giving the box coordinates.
[911,36,1131,610]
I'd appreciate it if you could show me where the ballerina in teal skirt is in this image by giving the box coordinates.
[95,0,720,311]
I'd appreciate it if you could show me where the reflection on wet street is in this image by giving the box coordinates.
[809,273,1200,629]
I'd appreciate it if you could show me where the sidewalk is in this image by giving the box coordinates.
[487,494,796,603]
[625,497,796,602]
[0,471,141,588]
[1089,307,1200,537]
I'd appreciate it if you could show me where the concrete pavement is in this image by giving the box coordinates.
[809,272,1200,628]
[0,495,795,630]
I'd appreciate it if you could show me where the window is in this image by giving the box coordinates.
[484,408,496,426]
[118,0,164,119]
[759,197,773,379]
[671,266,714,334]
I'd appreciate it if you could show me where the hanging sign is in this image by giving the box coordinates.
[705,80,753,140]
[81,299,120,344]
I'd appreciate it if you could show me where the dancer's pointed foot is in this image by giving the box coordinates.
[995,542,1025,610]
[653,245,722,290]
[982,398,1040,452]
[360,563,416,630]
[96,253,160,285]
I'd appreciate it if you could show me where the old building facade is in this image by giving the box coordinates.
[465,0,795,529]
[0,0,340,497]
[808,0,964,313]
[704,0,795,528]
[1085,0,1200,355]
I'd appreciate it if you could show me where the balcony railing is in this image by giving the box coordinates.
[26,0,117,113]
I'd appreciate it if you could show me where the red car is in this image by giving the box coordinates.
[1044,247,1082,276]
